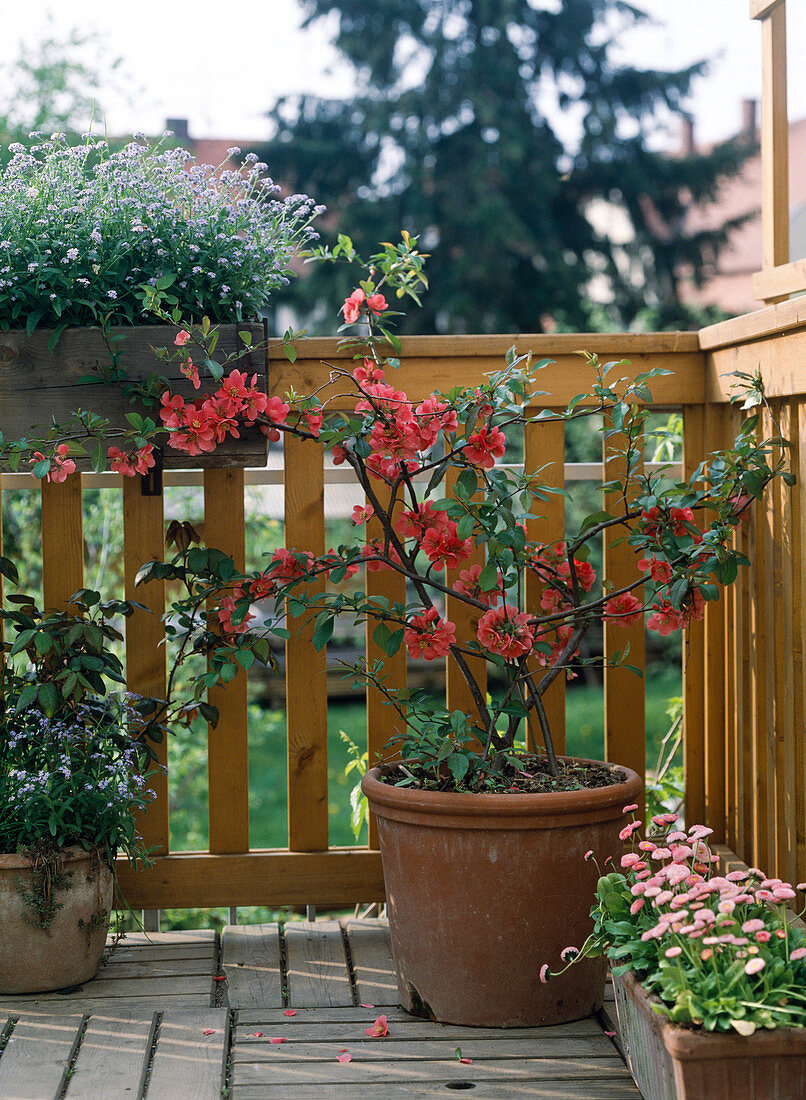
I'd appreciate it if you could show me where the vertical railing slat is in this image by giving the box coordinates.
[123,478,168,854]
[204,468,250,853]
[795,399,806,883]
[524,418,566,756]
[740,466,756,865]
[365,483,406,848]
[703,406,730,842]
[445,462,488,739]
[41,476,84,611]
[284,434,328,851]
[756,409,777,874]
[776,402,798,884]
[725,408,742,853]
[602,423,645,784]
[682,406,706,827]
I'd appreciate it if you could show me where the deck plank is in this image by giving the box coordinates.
[111,931,217,946]
[64,1005,156,1100]
[0,995,212,1016]
[233,1037,621,1062]
[147,1009,229,1099]
[232,1053,634,1086]
[97,957,214,980]
[0,975,212,1004]
[343,918,398,1006]
[232,1083,640,1099]
[0,1014,84,1100]
[284,922,353,1008]
[222,924,284,1009]
[233,1015,603,1039]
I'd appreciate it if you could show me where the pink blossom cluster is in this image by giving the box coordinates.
[30,443,76,483]
[159,370,278,456]
[618,810,806,977]
[107,443,157,478]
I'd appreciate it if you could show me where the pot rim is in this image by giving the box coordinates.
[362,756,642,819]
[0,844,102,870]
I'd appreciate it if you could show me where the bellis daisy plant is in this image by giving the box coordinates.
[131,232,792,795]
[545,808,806,1034]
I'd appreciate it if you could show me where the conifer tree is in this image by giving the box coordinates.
[258,0,751,332]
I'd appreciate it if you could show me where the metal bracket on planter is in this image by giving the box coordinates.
[140,447,163,496]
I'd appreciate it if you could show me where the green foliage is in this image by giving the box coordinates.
[0,699,156,862]
[256,0,752,333]
[0,134,320,335]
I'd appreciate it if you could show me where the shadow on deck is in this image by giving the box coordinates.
[0,920,641,1098]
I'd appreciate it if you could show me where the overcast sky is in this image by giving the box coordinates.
[1,0,803,149]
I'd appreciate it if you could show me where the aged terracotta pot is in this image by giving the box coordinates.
[0,846,113,994]
[613,967,806,1100]
[362,758,642,1027]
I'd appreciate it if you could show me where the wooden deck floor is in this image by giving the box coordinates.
[0,921,641,1099]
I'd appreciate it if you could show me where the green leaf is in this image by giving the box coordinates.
[447,753,470,782]
[14,683,38,712]
[312,613,335,652]
[477,563,498,591]
[37,682,59,717]
[456,514,474,540]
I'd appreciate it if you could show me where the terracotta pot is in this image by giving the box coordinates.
[361,759,642,1027]
[613,967,806,1100]
[0,846,113,994]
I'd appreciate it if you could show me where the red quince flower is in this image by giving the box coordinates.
[341,287,366,323]
[477,604,535,660]
[604,592,643,627]
[404,607,456,660]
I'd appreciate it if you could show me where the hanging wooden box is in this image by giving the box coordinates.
[0,322,268,471]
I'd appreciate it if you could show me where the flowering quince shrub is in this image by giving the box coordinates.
[544,808,806,1035]
[125,232,793,794]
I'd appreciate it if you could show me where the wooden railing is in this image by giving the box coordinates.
[696,299,806,884]
[3,313,805,905]
[0,332,699,909]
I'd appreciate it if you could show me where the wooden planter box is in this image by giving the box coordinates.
[0,322,268,470]
[613,967,806,1100]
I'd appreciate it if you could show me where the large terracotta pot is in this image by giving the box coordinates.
[0,846,113,994]
[362,758,642,1027]
[613,967,806,1100]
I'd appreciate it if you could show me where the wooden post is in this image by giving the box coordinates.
[752,0,792,303]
